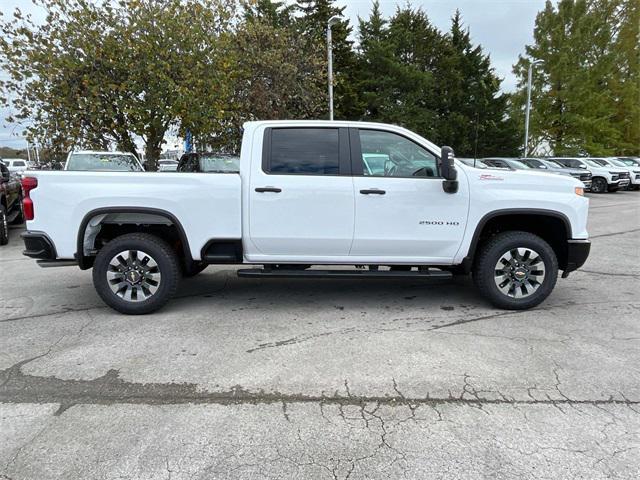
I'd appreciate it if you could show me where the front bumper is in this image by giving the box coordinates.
[563,239,590,275]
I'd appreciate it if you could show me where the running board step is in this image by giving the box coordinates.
[237,268,453,280]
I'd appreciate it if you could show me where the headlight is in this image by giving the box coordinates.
[575,187,584,196]
[608,171,617,175]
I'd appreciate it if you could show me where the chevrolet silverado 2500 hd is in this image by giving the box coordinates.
[20,121,591,314]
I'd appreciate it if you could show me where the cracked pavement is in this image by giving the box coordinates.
[1,192,639,479]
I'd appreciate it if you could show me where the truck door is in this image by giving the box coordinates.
[248,127,355,257]
[350,128,469,262]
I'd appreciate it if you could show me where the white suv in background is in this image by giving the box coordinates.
[600,158,640,191]
[1,158,29,174]
[552,157,623,193]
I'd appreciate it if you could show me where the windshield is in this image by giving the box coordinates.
[608,159,627,167]
[67,153,142,171]
[508,160,532,169]
[557,159,587,169]
[522,159,546,168]
[545,159,565,168]
[617,158,640,166]
[200,154,239,173]
[584,159,604,168]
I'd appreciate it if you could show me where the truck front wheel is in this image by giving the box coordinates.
[590,177,607,193]
[473,231,558,310]
[92,233,180,314]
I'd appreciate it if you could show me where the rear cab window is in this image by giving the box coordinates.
[67,153,142,171]
[263,128,349,175]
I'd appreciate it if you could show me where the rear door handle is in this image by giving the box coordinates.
[359,189,386,195]
[255,187,282,193]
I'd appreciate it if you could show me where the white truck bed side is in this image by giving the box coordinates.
[25,170,241,260]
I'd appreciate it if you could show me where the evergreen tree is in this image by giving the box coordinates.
[294,0,360,119]
[243,0,294,28]
[440,11,520,157]
[355,5,519,156]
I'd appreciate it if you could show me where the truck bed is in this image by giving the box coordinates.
[25,170,242,260]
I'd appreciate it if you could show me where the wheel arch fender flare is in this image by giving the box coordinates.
[76,207,193,270]
[462,208,572,270]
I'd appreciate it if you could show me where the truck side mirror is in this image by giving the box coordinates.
[439,146,458,194]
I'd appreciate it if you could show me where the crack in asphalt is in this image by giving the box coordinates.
[0,358,637,414]
[580,269,640,278]
[590,227,640,239]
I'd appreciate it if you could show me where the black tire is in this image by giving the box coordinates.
[473,231,558,310]
[92,233,180,314]
[0,205,8,245]
[10,195,24,225]
[591,177,607,194]
[183,261,207,277]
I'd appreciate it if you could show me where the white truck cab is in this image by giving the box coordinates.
[20,121,590,314]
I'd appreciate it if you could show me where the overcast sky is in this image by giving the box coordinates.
[0,0,547,149]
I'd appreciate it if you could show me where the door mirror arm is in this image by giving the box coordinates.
[439,146,458,194]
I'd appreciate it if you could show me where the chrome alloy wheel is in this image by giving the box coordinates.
[107,250,161,302]
[494,247,546,298]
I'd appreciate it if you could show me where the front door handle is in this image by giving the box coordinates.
[255,187,282,193]
[360,189,386,195]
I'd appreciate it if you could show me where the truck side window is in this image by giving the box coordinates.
[267,128,340,175]
[358,130,437,177]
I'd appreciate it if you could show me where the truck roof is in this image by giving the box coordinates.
[242,120,442,153]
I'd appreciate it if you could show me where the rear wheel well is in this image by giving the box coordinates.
[77,210,192,270]
[469,213,570,271]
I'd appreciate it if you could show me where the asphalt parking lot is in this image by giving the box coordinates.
[1,192,639,480]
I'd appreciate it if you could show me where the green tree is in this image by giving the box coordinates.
[0,0,236,169]
[242,0,294,28]
[295,0,360,119]
[512,0,638,156]
[355,5,519,156]
[439,11,520,157]
[203,14,327,151]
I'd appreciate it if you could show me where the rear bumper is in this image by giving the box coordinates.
[21,231,57,260]
[564,239,590,274]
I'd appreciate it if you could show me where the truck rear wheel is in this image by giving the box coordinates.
[473,231,558,310]
[92,233,180,314]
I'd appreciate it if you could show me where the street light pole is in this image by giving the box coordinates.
[524,59,544,157]
[327,16,340,121]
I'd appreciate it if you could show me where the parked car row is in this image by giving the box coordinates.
[459,156,640,193]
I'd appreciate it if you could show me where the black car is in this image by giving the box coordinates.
[177,152,240,173]
[0,161,24,245]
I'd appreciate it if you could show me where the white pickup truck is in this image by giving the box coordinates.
[20,121,591,314]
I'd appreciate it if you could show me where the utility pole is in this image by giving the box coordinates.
[327,16,341,121]
[524,59,544,157]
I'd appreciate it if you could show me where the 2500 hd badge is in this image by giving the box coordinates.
[419,220,461,226]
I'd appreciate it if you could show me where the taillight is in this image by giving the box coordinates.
[21,176,38,221]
